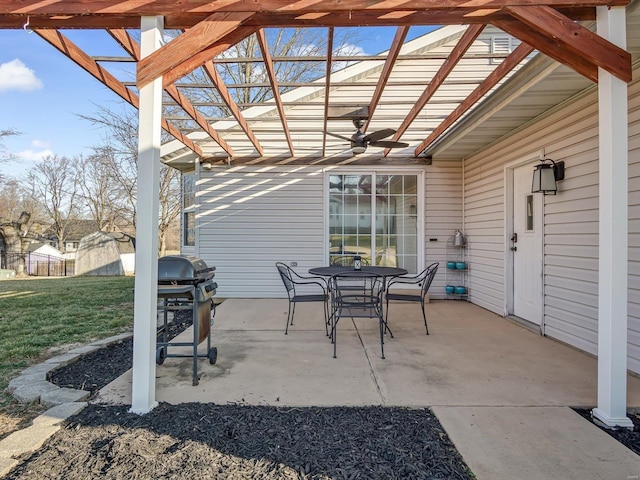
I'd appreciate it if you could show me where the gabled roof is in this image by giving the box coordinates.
[426,3,640,159]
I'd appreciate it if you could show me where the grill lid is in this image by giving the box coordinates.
[158,255,215,283]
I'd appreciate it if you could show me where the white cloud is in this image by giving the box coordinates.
[0,59,43,93]
[334,43,367,57]
[31,139,50,149]
[16,145,54,162]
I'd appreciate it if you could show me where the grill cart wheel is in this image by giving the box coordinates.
[208,347,218,364]
[156,346,166,365]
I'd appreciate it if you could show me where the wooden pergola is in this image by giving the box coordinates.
[0,1,633,426]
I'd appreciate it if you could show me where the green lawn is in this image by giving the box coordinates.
[0,276,135,411]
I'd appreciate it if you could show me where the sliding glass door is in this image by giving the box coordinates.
[328,173,419,273]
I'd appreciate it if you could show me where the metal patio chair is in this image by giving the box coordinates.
[385,262,439,335]
[328,271,387,359]
[276,262,329,336]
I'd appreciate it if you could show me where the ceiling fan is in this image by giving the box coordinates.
[326,119,409,155]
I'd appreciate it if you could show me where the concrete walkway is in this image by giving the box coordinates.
[95,298,640,480]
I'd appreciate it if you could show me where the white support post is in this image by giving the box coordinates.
[130,15,164,415]
[592,6,633,428]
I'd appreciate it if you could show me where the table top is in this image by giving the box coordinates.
[309,266,408,277]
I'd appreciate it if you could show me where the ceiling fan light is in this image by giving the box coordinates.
[352,145,366,154]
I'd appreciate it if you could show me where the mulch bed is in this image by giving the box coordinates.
[6,403,474,479]
[13,307,640,479]
[47,311,194,397]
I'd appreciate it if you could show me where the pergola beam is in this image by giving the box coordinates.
[0,0,627,15]
[159,26,257,89]
[504,5,631,82]
[137,11,255,88]
[493,18,598,82]
[0,8,598,29]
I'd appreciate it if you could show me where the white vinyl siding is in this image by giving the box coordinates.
[425,160,463,297]
[464,72,640,374]
[195,166,326,298]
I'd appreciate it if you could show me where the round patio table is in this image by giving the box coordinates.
[309,265,407,279]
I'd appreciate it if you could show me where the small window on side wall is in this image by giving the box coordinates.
[184,212,195,246]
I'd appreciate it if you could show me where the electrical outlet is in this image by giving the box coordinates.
[290,261,298,267]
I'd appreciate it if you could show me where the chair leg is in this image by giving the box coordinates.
[323,300,329,336]
[421,300,429,335]
[285,301,295,335]
[378,311,385,359]
[383,297,394,338]
[332,309,339,357]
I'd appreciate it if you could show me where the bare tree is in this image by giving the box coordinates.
[77,148,132,232]
[79,105,181,255]
[25,155,81,252]
[0,129,19,182]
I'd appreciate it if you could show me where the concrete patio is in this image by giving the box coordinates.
[97,298,640,479]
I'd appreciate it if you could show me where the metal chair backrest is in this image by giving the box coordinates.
[329,271,384,318]
[420,262,439,296]
[275,262,295,296]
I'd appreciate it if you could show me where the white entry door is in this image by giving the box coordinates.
[512,163,543,325]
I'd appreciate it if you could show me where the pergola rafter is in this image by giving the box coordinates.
[414,41,536,156]
[383,24,485,156]
[256,28,295,157]
[108,28,235,156]
[33,28,203,156]
[1,0,629,163]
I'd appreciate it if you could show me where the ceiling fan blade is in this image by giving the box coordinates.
[363,128,396,143]
[369,140,410,148]
[326,131,353,142]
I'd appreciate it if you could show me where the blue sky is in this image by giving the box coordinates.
[0,29,135,178]
[0,25,436,179]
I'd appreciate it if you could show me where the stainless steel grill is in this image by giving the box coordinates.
[156,255,218,386]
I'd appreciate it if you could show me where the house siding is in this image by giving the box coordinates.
[464,74,640,374]
[195,166,326,298]
[425,160,463,297]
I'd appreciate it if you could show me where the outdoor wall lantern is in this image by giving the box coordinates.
[531,158,565,195]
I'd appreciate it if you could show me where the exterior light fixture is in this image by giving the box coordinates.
[531,158,565,195]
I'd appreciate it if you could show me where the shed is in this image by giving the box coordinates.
[75,231,136,276]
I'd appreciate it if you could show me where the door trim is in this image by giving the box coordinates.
[504,158,546,334]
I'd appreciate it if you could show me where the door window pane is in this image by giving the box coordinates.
[526,195,534,231]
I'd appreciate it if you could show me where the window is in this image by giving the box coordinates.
[526,195,534,231]
[184,212,195,246]
[328,173,419,273]
[183,174,196,246]
[183,174,195,209]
